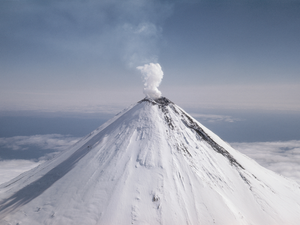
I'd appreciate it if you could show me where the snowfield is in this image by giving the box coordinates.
[1,97,300,225]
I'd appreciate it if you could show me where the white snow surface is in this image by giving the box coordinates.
[1,97,300,225]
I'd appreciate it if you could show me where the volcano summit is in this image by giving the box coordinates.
[1,97,300,225]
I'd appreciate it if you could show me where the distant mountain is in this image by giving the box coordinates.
[1,97,300,225]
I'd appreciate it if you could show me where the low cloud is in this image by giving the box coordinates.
[0,134,80,162]
[0,134,79,152]
[1,135,300,186]
[231,140,300,184]
[0,160,43,186]
[0,134,80,185]
[190,113,241,123]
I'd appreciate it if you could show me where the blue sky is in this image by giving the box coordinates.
[1,0,300,112]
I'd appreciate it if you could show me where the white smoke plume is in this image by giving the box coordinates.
[137,63,164,99]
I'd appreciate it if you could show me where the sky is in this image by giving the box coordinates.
[1,0,300,112]
[1,0,300,184]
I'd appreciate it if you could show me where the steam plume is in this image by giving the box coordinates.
[137,63,164,99]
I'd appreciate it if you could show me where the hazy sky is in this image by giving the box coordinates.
[1,0,300,112]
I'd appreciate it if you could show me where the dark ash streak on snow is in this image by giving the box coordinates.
[140,97,245,170]
[0,97,249,218]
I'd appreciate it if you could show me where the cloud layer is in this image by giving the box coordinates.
[0,134,79,152]
[1,134,300,185]
[0,160,43,186]
[231,140,300,184]
[190,113,241,123]
[0,134,79,185]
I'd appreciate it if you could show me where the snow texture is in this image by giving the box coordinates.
[1,97,300,225]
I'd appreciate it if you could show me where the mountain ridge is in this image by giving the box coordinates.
[1,97,300,225]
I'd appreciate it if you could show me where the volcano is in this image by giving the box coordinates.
[1,97,300,225]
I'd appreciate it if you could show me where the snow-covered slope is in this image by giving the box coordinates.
[1,97,300,225]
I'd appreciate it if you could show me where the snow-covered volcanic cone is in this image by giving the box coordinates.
[1,97,300,225]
